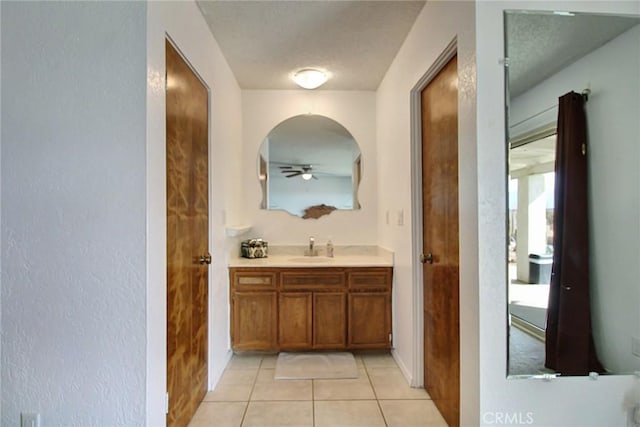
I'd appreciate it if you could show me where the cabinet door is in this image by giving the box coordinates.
[279,292,312,349]
[232,291,277,350]
[348,292,391,349]
[314,292,346,349]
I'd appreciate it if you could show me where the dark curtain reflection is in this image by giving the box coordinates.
[545,91,605,375]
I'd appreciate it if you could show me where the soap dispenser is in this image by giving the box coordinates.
[326,237,334,258]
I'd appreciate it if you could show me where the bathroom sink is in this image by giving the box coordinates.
[287,257,333,263]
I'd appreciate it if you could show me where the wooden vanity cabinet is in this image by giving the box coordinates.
[313,292,347,349]
[278,292,313,349]
[230,268,278,350]
[347,268,393,349]
[278,292,348,349]
[229,266,391,351]
[279,268,347,350]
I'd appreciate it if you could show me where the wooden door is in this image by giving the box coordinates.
[166,40,209,427]
[279,292,312,349]
[421,54,459,427]
[313,292,346,349]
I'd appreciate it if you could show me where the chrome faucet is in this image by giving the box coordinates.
[306,236,317,256]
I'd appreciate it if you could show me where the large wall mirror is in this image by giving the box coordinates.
[505,11,640,377]
[258,114,362,218]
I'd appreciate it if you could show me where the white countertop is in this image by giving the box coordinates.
[229,245,394,268]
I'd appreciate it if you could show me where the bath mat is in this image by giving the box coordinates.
[274,352,358,380]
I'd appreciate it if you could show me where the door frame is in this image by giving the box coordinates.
[164,32,214,400]
[409,37,458,388]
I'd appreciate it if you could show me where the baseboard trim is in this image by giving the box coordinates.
[511,315,545,342]
[392,348,419,387]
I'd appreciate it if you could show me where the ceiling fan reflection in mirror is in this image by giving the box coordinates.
[278,163,318,180]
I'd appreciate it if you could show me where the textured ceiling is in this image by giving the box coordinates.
[506,12,640,97]
[196,0,425,90]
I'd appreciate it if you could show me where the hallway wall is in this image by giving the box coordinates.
[1,2,147,425]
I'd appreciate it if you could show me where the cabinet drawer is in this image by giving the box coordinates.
[348,268,392,291]
[231,268,277,290]
[280,269,346,290]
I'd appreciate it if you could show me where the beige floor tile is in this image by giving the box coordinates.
[361,352,397,368]
[367,367,430,400]
[204,383,254,402]
[314,400,386,427]
[227,354,263,370]
[353,355,364,367]
[204,368,259,402]
[188,401,247,427]
[260,354,278,369]
[221,368,260,384]
[255,368,276,382]
[313,369,375,400]
[242,401,313,427]
[379,400,448,427]
[251,369,312,400]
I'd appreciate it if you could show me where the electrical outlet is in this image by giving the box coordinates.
[630,404,640,427]
[21,413,40,427]
[632,336,640,358]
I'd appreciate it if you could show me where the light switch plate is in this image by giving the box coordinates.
[21,413,40,427]
[632,336,640,358]
[630,404,640,427]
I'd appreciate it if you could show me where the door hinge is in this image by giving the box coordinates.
[389,333,393,343]
[165,392,169,414]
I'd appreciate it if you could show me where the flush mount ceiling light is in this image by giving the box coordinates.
[292,68,329,89]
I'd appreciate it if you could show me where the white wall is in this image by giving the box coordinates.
[0,3,4,419]
[1,2,147,425]
[510,24,640,374]
[241,90,377,245]
[376,1,478,424]
[477,1,640,425]
[147,1,244,425]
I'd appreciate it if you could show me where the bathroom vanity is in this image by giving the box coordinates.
[228,247,393,351]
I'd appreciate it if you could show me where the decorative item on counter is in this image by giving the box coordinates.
[326,237,334,258]
[241,238,268,259]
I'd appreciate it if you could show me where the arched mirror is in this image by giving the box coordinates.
[505,10,640,377]
[258,114,362,218]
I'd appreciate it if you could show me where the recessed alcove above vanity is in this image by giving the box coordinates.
[228,246,393,352]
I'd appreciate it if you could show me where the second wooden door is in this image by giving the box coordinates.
[166,39,210,427]
[421,54,460,427]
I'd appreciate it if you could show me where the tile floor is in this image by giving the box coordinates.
[188,352,448,427]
